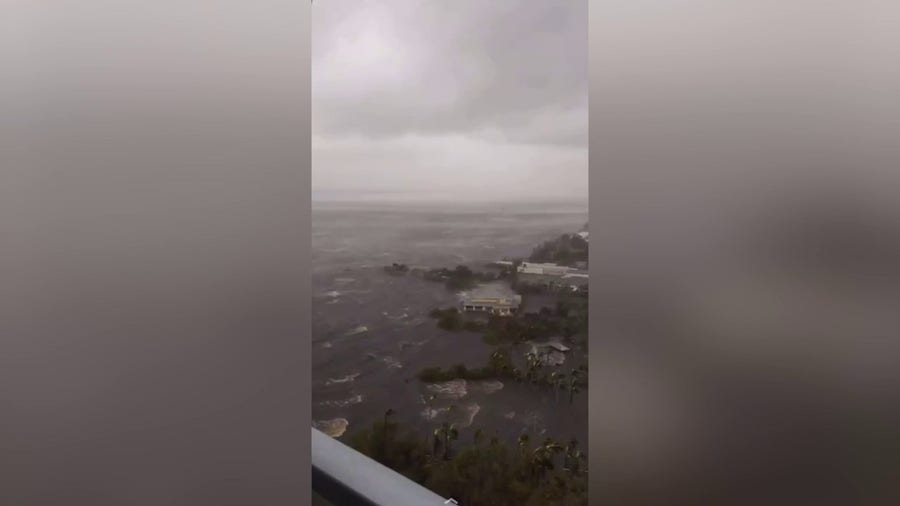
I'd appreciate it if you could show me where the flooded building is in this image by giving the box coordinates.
[459,282,522,316]
[561,272,589,291]
[517,262,572,276]
[530,340,571,366]
[517,262,589,292]
[460,294,522,315]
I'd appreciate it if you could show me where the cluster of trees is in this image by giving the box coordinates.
[521,354,588,404]
[418,363,496,383]
[428,307,485,332]
[383,263,410,275]
[416,346,520,383]
[423,265,502,290]
[427,308,550,342]
[482,311,560,345]
[347,410,588,506]
[555,296,589,342]
[528,234,588,267]
[428,295,588,344]
[417,348,588,403]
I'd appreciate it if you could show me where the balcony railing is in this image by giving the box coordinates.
[311,427,457,505]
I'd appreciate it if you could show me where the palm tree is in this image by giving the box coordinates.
[524,351,535,378]
[563,438,584,475]
[489,350,501,370]
[489,348,513,376]
[531,438,563,483]
[432,428,442,457]
[433,422,459,460]
[568,368,582,404]
[444,424,459,460]
[422,394,437,447]
[550,371,566,403]
[525,351,543,386]
[380,408,395,460]
[517,433,531,459]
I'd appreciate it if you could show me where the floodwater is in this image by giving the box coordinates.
[312,201,589,449]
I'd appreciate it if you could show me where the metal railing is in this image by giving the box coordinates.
[311,427,457,505]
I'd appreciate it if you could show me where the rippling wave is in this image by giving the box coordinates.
[325,373,360,386]
[344,325,368,336]
[382,356,403,370]
[420,406,450,421]
[426,379,467,400]
[447,403,481,428]
[471,380,504,394]
[318,394,364,408]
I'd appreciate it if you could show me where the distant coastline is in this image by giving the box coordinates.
[312,197,588,215]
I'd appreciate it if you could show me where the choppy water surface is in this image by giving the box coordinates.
[312,201,589,448]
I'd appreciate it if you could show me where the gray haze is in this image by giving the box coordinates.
[590,1,900,504]
[312,0,588,203]
[3,2,311,504]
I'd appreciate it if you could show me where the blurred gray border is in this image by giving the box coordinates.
[1,3,312,504]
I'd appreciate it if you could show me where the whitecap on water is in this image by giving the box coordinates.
[321,341,333,349]
[323,290,341,298]
[398,339,428,351]
[420,406,450,421]
[426,379,467,400]
[446,403,481,429]
[520,411,545,433]
[421,402,480,428]
[318,394,363,408]
[404,317,428,327]
[382,356,403,370]
[314,418,349,438]
[504,411,516,420]
[334,277,355,285]
[325,373,359,386]
[344,325,368,336]
[471,380,504,394]
[466,404,481,427]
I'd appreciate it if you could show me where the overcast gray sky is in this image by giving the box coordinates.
[312,0,587,203]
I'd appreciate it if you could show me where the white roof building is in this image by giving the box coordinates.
[459,282,522,316]
[517,262,571,276]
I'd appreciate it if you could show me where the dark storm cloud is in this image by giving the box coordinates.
[312,0,588,202]
[313,0,587,143]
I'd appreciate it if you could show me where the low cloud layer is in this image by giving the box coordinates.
[312,0,587,203]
